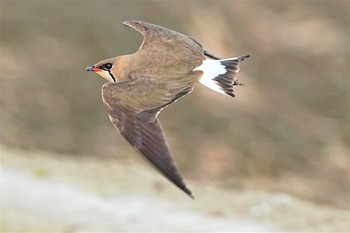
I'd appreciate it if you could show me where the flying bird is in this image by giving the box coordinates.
[86,20,249,198]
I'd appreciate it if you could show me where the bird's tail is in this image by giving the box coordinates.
[196,55,250,97]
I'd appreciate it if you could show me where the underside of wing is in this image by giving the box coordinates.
[102,74,199,121]
[112,112,193,198]
[101,79,195,197]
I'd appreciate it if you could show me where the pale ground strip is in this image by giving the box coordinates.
[1,145,349,232]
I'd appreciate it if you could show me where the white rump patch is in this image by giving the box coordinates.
[194,59,227,95]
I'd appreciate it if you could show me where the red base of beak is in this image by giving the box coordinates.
[85,66,102,72]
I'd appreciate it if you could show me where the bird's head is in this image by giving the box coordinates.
[85,58,117,82]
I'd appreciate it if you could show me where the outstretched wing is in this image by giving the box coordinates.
[102,72,200,121]
[122,20,205,65]
[101,78,196,197]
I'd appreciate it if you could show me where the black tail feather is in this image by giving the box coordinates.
[213,55,250,97]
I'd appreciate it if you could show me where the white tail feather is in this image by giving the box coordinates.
[194,59,227,95]
[194,55,249,97]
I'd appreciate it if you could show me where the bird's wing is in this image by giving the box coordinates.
[101,77,197,197]
[102,72,200,122]
[122,20,158,51]
[122,20,205,64]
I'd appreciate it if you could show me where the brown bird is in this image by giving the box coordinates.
[86,20,249,198]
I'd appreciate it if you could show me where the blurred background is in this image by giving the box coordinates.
[1,0,349,231]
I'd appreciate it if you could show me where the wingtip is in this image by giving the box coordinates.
[237,54,250,62]
[123,20,145,27]
[182,186,195,199]
[186,190,195,199]
[122,20,138,27]
[122,20,132,26]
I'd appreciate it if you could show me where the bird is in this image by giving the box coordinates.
[85,20,249,198]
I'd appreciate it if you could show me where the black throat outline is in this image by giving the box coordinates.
[108,70,116,82]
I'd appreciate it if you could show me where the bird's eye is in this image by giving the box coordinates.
[103,63,113,70]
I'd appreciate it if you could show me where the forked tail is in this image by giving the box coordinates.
[195,55,250,97]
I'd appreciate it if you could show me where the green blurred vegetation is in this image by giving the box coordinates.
[0,0,349,208]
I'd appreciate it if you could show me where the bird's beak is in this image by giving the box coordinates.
[85,65,94,71]
[85,66,102,72]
